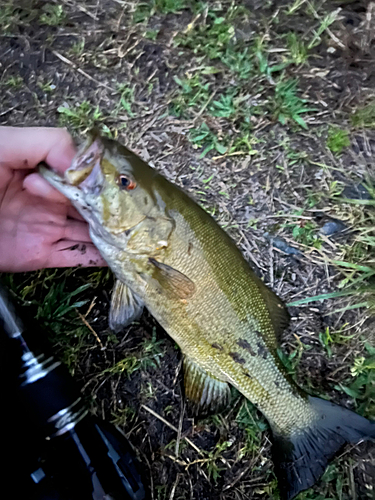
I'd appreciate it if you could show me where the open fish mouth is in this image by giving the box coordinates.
[38,164,88,207]
[65,133,105,194]
[39,133,105,199]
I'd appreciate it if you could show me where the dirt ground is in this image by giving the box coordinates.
[1,1,375,499]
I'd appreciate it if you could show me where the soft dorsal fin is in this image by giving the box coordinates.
[183,355,231,415]
[149,258,196,300]
[258,284,290,343]
[109,280,144,333]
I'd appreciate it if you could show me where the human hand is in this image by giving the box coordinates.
[0,126,107,272]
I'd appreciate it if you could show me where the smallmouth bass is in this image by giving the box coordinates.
[40,133,375,499]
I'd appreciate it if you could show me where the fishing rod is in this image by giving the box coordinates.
[0,285,146,500]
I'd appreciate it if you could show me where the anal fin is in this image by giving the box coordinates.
[109,280,144,333]
[183,356,231,415]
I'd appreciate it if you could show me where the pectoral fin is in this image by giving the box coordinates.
[109,280,144,332]
[183,356,231,415]
[149,258,196,300]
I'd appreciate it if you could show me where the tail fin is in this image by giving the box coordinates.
[272,396,375,500]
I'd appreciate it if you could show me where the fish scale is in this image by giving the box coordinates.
[39,132,375,500]
[140,208,311,434]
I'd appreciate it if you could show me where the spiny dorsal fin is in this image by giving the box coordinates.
[183,355,231,415]
[149,258,196,300]
[109,280,144,333]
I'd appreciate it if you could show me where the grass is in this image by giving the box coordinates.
[326,127,351,154]
[58,101,104,132]
[351,101,375,129]
[101,328,165,378]
[39,4,65,26]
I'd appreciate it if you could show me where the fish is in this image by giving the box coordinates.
[39,132,375,499]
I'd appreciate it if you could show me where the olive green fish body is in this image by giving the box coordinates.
[40,134,375,500]
[111,196,312,435]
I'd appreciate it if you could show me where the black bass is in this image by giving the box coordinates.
[40,133,375,499]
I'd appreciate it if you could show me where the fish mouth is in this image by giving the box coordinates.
[65,133,105,194]
[39,133,105,201]
[38,164,85,205]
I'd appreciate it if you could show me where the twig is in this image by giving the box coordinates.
[51,50,115,92]
[192,90,217,124]
[0,105,18,117]
[76,309,105,351]
[168,473,181,500]
[175,399,185,457]
[141,404,203,455]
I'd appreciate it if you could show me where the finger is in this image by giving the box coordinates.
[67,205,85,222]
[47,241,107,268]
[0,126,76,172]
[63,220,93,242]
[23,173,70,204]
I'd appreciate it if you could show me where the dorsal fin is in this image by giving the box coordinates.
[258,284,290,343]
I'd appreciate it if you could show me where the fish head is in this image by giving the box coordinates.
[39,132,174,255]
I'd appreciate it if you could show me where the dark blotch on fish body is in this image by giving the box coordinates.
[212,342,224,351]
[229,351,246,365]
[237,338,256,356]
[257,342,268,360]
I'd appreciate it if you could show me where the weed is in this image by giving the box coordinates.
[39,4,65,26]
[277,341,305,379]
[58,101,104,132]
[154,0,188,14]
[221,47,253,80]
[37,79,56,93]
[170,74,211,117]
[326,127,350,154]
[286,0,307,15]
[145,29,159,40]
[155,484,167,500]
[319,327,334,358]
[175,5,249,68]
[2,75,23,88]
[116,84,135,117]
[189,122,227,157]
[36,281,91,323]
[69,38,85,57]
[254,38,289,80]
[335,343,375,417]
[209,91,237,118]
[0,3,37,33]
[236,401,267,458]
[286,32,308,65]
[101,328,164,378]
[141,327,165,368]
[203,440,232,483]
[133,0,188,23]
[307,8,341,50]
[351,101,375,129]
[284,216,321,248]
[111,406,136,427]
[273,78,315,129]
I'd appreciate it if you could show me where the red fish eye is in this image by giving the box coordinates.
[117,175,136,190]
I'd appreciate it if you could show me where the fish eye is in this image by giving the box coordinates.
[117,174,136,190]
